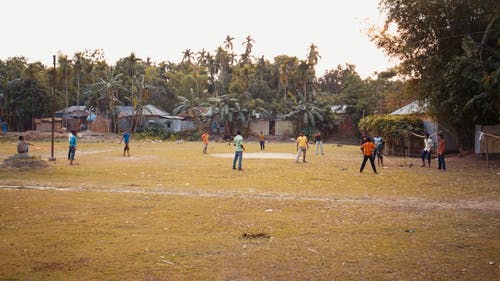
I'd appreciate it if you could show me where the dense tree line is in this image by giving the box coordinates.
[372,0,499,151]
[2,1,498,148]
[0,36,404,136]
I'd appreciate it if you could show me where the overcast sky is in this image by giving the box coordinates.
[1,0,397,78]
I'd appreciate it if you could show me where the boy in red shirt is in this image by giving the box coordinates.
[437,133,446,171]
[360,136,378,173]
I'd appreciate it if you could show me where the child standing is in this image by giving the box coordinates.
[437,133,446,171]
[258,131,265,151]
[421,133,433,167]
[314,131,324,155]
[201,131,209,154]
[360,137,377,173]
[69,130,78,165]
[120,129,131,157]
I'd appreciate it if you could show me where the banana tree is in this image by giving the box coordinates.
[88,69,126,133]
[207,94,243,136]
[284,93,324,132]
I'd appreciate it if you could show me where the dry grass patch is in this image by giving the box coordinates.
[0,140,499,280]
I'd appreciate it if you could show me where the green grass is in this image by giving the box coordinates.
[0,140,499,280]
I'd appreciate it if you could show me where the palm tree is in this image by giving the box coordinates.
[127,74,154,133]
[23,62,48,130]
[172,88,204,121]
[207,94,243,136]
[73,52,84,106]
[205,52,217,94]
[297,60,311,101]
[58,54,72,108]
[0,74,23,130]
[240,35,255,65]
[215,47,231,96]
[307,44,321,67]
[88,68,126,133]
[224,35,235,51]
[125,52,141,98]
[279,64,289,114]
[284,93,324,131]
[181,49,195,64]
[240,92,269,136]
[197,49,207,66]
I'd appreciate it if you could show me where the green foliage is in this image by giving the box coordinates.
[302,127,316,141]
[175,128,204,141]
[358,115,423,137]
[138,123,168,140]
[373,0,499,151]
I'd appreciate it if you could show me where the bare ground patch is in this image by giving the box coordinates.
[1,184,498,213]
[1,156,50,170]
[210,152,296,159]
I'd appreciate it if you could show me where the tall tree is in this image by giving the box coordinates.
[284,93,324,131]
[372,0,499,151]
[240,35,255,65]
[73,52,84,106]
[88,68,126,133]
[58,54,72,108]
[207,94,243,136]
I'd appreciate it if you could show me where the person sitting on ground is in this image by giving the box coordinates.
[17,136,32,154]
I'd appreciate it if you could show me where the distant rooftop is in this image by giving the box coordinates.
[390,101,427,115]
[116,104,169,117]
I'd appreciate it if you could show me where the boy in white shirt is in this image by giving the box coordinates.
[421,133,433,167]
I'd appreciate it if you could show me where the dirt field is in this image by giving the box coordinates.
[0,136,499,280]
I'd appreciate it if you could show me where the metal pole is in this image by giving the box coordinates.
[49,55,56,161]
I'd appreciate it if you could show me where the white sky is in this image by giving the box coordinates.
[0,0,397,78]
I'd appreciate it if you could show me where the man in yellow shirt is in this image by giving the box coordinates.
[258,131,265,151]
[295,131,309,163]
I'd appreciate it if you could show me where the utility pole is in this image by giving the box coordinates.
[49,55,56,161]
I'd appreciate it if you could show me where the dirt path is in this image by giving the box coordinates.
[210,153,296,159]
[1,184,498,213]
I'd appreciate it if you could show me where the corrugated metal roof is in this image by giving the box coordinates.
[116,104,169,117]
[390,101,427,115]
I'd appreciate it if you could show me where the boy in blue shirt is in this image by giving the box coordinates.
[120,129,131,157]
[69,130,77,165]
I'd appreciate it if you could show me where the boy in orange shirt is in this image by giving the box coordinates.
[201,131,209,154]
[360,136,377,173]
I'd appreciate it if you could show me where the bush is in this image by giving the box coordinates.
[358,115,424,137]
[175,128,203,141]
[302,127,317,141]
[138,123,169,140]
